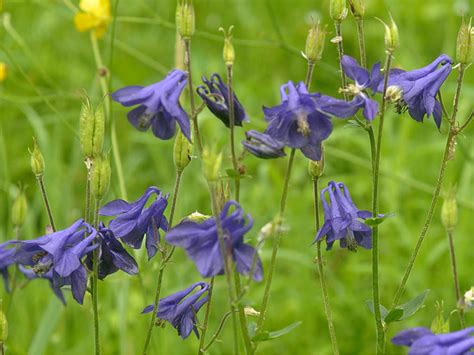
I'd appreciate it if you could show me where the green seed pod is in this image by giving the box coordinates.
[12,189,28,227]
[330,0,347,22]
[308,155,324,179]
[305,22,326,62]
[176,0,195,39]
[79,97,104,159]
[173,130,192,172]
[202,146,222,182]
[219,26,235,66]
[91,154,111,200]
[0,302,7,346]
[456,18,473,64]
[29,137,45,177]
[441,189,458,232]
[349,0,365,18]
[381,15,399,53]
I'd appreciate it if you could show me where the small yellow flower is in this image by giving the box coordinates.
[74,0,110,38]
[0,62,7,82]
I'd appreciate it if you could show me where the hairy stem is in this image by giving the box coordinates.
[226,64,240,202]
[198,277,215,354]
[85,158,93,223]
[203,310,238,351]
[334,21,347,100]
[92,198,101,355]
[36,175,56,231]
[355,18,366,68]
[447,229,465,328]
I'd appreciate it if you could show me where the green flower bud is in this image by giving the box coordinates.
[349,0,365,18]
[29,137,45,177]
[456,17,473,64]
[0,301,7,346]
[308,155,324,179]
[12,189,28,227]
[91,154,111,200]
[380,15,399,53]
[79,97,104,159]
[219,26,235,66]
[173,130,192,172]
[304,22,326,62]
[202,146,222,182]
[441,189,458,232]
[186,211,211,223]
[330,0,347,22]
[176,0,195,39]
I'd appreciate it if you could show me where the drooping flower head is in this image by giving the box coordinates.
[0,242,17,292]
[166,201,263,281]
[241,130,286,159]
[100,186,168,260]
[14,219,98,304]
[383,54,453,128]
[196,73,249,127]
[142,282,209,339]
[314,181,372,251]
[85,224,139,280]
[263,81,333,161]
[392,326,474,354]
[74,0,111,38]
[111,70,191,141]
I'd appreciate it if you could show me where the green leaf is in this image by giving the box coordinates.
[252,321,302,342]
[365,299,389,319]
[384,308,404,323]
[247,321,257,339]
[398,289,430,320]
[225,169,251,180]
[364,213,394,226]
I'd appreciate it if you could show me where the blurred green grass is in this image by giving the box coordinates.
[0,0,473,354]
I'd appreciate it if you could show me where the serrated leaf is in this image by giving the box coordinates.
[384,308,403,323]
[252,321,302,342]
[366,299,389,319]
[398,289,430,320]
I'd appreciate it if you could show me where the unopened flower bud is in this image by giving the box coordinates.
[330,0,347,22]
[304,22,326,62]
[79,97,104,159]
[176,0,195,39]
[29,137,45,177]
[308,154,324,179]
[219,26,235,66]
[91,154,111,200]
[349,0,365,18]
[202,147,222,182]
[186,211,211,223]
[441,189,458,232]
[12,189,28,227]
[173,130,192,172]
[380,15,399,53]
[456,18,473,64]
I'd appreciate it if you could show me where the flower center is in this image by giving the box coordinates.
[340,83,362,96]
[385,85,403,103]
[138,112,153,129]
[344,231,358,252]
[296,113,310,137]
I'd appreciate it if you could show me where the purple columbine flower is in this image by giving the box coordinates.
[20,266,69,305]
[0,242,17,292]
[14,219,98,304]
[142,282,210,339]
[314,181,373,251]
[241,130,286,159]
[100,186,168,260]
[166,201,263,281]
[111,69,191,140]
[196,73,249,127]
[263,81,333,161]
[383,54,453,128]
[392,326,474,354]
[85,224,138,280]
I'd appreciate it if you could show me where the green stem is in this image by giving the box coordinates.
[305,61,315,90]
[203,310,237,351]
[36,175,56,231]
[92,198,101,355]
[256,148,296,330]
[85,158,93,223]
[226,64,240,202]
[142,170,183,355]
[234,272,253,354]
[334,21,347,100]
[313,179,339,355]
[447,229,465,328]
[198,277,215,354]
[391,64,466,308]
[372,51,393,355]
[355,17,366,68]
[183,38,203,154]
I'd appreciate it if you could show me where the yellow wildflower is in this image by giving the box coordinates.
[74,0,110,38]
[0,63,6,82]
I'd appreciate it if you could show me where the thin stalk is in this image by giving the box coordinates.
[90,32,128,200]
[234,272,253,354]
[313,178,339,355]
[226,64,240,202]
[142,170,183,355]
[209,183,239,355]
[355,17,367,68]
[92,199,102,355]
[183,38,203,154]
[334,21,347,99]
[256,148,296,330]
[391,64,466,308]
[372,51,393,355]
[6,227,21,314]
[36,175,56,231]
[198,277,215,354]
[305,61,315,90]
[459,111,473,132]
[203,310,238,351]
[446,230,465,328]
[85,158,93,223]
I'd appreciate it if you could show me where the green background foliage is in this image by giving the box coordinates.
[0,0,473,354]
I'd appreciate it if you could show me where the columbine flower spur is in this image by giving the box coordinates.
[314,181,373,251]
[197,73,249,127]
[166,201,263,281]
[100,186,168,260]
[142,282,210,339]
[111,69,191,140]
